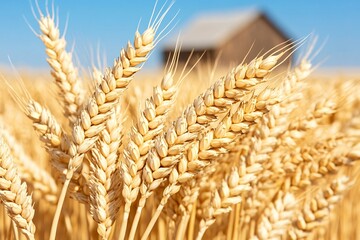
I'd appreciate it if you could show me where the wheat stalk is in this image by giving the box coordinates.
[0,136,36,240]
[166,172,207,239]
[174,178,201,239]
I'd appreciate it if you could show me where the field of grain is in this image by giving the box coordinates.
[0,2,360,240]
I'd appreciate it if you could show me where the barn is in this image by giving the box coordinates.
[162,9,293,67]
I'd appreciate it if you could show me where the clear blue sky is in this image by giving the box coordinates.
[0,0,359,70]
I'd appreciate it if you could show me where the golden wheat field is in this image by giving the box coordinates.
[0,2,360,240]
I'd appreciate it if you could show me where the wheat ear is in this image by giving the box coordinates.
[23,99,91,203]
[164,162,219,239]
[143,84,282,238]
[217,60,311,237]
[282,136,357,192]
[263,96,336,183]
[6,81,93,203]
[124,45,203,240]
[192,61,310,239]
[50,7,168,240]
[241,97,338,234]
[8,92,71,182]
[288,176,350,239]
[196,167,252,240]
[237,59,311,204]
[176,179,201,240]
[268,97,337,179]
[0,136,36,240]
[241,58,312,168]
[65,27,156,180]
[120,66,178,240]
[166,172,207,240]
[235,59,312,171]
[88,109,123,240]
[38,12,84,126]
[138,50,287,239]
[140,46,296,238]
[0,124,58,203]
[255,191,295,240]
[62,0,171,195]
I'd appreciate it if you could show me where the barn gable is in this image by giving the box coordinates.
[162,9,292,66]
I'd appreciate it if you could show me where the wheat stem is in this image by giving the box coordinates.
[118,202,132,240]
[49,171,71,240]
[128,205,143,240]
[195,225,208,240]
[226,209,235,240]
[11,220,20,240]
[141,202,165,240]
[175,214,190,240]
[232,203,241,240]
[188,199,197,240]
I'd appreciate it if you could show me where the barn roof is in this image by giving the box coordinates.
[163,9,286,51]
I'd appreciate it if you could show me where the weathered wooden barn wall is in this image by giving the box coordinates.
[162,10,293,68]
[216,15,292,67]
